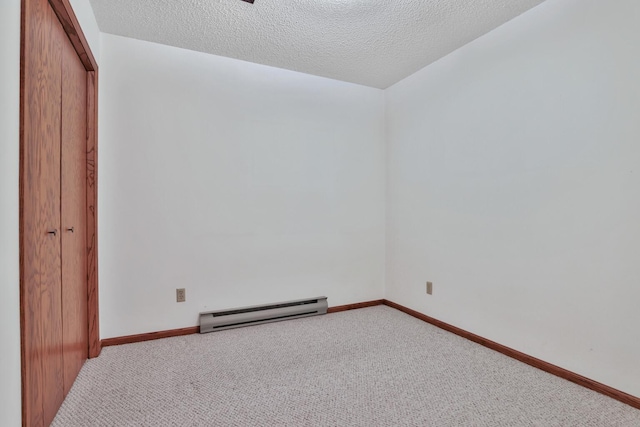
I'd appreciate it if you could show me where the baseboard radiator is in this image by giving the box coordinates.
[199,296,328,333]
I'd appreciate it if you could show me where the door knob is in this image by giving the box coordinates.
[67,226,74,233]
[47,229,57,236]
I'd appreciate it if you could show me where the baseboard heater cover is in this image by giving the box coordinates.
[199,296,328,333]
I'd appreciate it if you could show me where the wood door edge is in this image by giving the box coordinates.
[48,0,97,72]
[19,0,30,424]
[86,70,100,359]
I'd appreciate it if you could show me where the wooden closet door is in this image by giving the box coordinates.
[22,0,98,425]
[61,28,89,396]
[21,3,65,426]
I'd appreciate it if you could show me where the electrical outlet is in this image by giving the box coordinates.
[176,288,186,303]
[426,281,433,295]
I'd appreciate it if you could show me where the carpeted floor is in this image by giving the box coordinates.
[52,306,640,426]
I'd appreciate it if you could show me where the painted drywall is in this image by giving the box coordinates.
[386,0,640,397]
[98,34,386,338]
[0,1,22,425]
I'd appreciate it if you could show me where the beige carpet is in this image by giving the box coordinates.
[53,306,640,426]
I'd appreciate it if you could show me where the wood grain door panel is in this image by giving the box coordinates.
[21,0,99,424]
[21,3,65,426]
[61,27,89,397]
[42,7,67,426]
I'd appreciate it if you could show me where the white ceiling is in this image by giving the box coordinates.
[89,0,545,89]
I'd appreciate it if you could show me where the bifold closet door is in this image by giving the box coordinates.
[21,2,89,425]
[61,23,89,396]
[22,4,66,426]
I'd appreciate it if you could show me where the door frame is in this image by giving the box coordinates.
[19,0,100,420]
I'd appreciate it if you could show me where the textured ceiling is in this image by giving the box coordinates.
[89,0,546,89]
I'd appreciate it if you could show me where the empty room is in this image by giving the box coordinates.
[2,0,640,425]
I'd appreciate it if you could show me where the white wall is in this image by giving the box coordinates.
[0,2,22,426]
[386,0,640,397]
[98,34,386,338]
